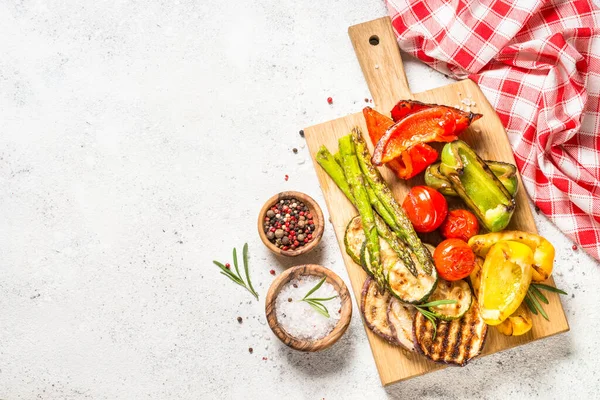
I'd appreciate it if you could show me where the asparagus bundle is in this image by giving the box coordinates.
[338,135,384,289]
[351,128,435,275]
[316,146,417,277]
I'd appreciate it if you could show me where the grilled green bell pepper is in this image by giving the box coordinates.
[425,161,518,198]
[439,140,516,232]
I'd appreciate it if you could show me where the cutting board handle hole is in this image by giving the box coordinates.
[369,35,379,46]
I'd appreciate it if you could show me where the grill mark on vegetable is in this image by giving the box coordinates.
[462,312,474,364]
[416,299,487,366]
[427,319,448,361]
[460,307,475,364]
[417,313,427,345]
[449,314,464,361]
[443,316,461,363]
[469,324,482,359]
[438,321,451,361]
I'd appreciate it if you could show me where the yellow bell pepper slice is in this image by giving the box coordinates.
[468,231,554,282]
[471,254,533,334]
[495,303,533,336]
[469,256,484,295]
[479,241,533,326]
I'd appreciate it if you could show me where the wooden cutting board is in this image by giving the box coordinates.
[303,17,569,386]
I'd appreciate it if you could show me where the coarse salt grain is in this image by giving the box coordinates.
[461,97,475,108]
[275,275,341,340]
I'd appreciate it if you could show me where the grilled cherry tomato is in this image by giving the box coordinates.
[402,186,448,233]
[433,239,476,281]
[439,209,479,242]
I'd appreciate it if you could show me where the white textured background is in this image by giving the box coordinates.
[1,1,599,399]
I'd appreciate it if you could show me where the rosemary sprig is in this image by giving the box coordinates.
[301,276,338,318]
[523,282,567,321]
[414,299,457,341]
[213,243,259,300]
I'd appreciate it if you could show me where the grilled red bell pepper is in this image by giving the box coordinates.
[363,107,438,180]
[372,104,482,166]
[391,100,483,126]
[390,100,431,122]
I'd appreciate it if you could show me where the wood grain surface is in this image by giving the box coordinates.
[303,17,569,385]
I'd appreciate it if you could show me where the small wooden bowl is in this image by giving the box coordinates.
[265,264,352,352]
[257,191,324,257]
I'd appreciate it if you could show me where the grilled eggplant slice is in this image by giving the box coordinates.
[344,215,365,264]
[361,277,397,344]
[414,299,488,366]
[387,297,416,351]
[427,279,473,321]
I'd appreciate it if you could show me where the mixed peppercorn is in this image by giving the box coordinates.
[264,198,315,251]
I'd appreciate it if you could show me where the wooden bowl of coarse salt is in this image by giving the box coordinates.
[265,264,352,352]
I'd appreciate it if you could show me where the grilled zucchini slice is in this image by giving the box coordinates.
[387,297,416,352]
[344,215,365,264]
[414,299,488,366]
[359,241,375,276]
[385,243,438,304]
[427,279,473,321]
[361,277,397,344]
[362,240,438,304]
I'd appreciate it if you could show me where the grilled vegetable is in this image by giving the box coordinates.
[424,162,457,196]
[468,231,555,282]
[361,277,397,344]
[479,241,533,325]
[495,303,533,336]
[376,218,419,278]
[425,161,518,198]
[439,209,479,242]
[353,128,435,275]
[388,297,416,351]
[366,240,438,304]
[364,107,438,180]
[390,100,483,125]
[317,146,417,275]
[344,216,365,264]
[439,140,516,232]
[365,183,398,231]
[401,186,448,233]
[470,259,533,335]
[339,135,383,288]
[316,146,354,201]
[372,106,481,166]
[346,215,418,277]
[427,279,472,320]
[433,239,476,281]
[390,99,431,122]
[469,256,485,295]
[414,299,488,366]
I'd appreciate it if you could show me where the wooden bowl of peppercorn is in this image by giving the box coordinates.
[258,191,324,257]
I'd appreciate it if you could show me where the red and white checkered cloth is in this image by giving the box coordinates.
[386,0,600,260]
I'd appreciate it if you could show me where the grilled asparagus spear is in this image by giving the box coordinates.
[316,146,353,200]
[318,146,396,229]
[317,145,418,277]
[338,135,384,288]
[352,127,435,275]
